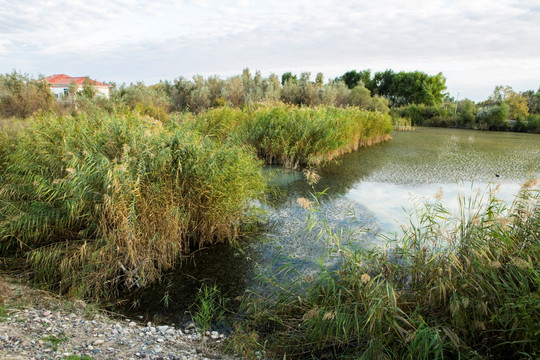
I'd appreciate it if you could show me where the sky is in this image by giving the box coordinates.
[1,0,539,102]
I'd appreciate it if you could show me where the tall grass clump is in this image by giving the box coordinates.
[236,183,540,359]
[238,104,392,168]
[0,111,265,299]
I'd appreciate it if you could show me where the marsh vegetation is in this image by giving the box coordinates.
[1,68,539,359]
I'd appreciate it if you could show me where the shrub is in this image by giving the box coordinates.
[0,71,54,119]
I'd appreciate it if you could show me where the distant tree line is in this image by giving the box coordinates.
[1,69,539,133]
[335,69,447,106]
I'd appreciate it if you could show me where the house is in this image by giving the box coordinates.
[45,74,111,99]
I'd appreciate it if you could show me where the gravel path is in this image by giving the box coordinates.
[0,280,236,360]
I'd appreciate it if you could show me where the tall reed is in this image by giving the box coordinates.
[190,104,393,169]
[0,110,265,299]
[235,184,540,359]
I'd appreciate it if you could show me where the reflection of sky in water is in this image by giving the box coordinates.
[347,181,522,235]
[119,128,539,319]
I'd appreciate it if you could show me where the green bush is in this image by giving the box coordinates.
[475,104,509,130]
[0,71,54,119]
[397,103,454,127]
[527,114,540,133]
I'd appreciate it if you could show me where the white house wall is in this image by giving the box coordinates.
[49,86,110,99]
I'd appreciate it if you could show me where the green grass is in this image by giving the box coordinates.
[0,110,265,299]
[233,184,540,359]
[40,333,68,351]
[185,104,393,168]
[0,305,9,321]
[192,283,226,335]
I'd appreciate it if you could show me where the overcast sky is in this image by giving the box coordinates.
[1,0,539,101]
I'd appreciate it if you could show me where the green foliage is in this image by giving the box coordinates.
[456,99,477,127]
[522,88,540,115]
[490,85,529,120]
[192,284,226,335]
[527,114,540,133]
[115,82,172,120]
[79,78,97,99]
[0,305,9,321]
[237,186,540,359]
[40,334,68,351]
[476,104,509,130]
[0,71,55,118]
[342,69,447,107]
[237,104,393,168]
[0,110,265,299]
[397,103,455,127]
[281,72,297,86]
[349,85,372,108]
[336,69,373,90]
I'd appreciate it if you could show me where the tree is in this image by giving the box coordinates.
[80,77,96,98]
[372,69,395,98]
[315,73,324,87]
[490,85,528,120]
[0,71,54,118]
[340,70,361,89]
[281,72,297,86]
[349,85,371,108]
[521,88,540,114]
[456,99,476,128]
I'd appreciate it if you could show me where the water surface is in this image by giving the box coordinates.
[120,127,540,322]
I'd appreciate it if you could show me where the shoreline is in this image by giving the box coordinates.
[0,277,234,360]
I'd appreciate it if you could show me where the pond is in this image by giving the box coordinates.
[118,127,540,324]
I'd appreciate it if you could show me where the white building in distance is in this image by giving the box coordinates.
[45,74,111,99]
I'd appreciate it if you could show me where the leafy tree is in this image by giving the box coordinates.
[80,77,96,99]
[281,72,297,86]
[0,71,54,118]
[340,70,361,89]
[372,69,395,98]
[224,76,244,107]
[521,88,540,114]
[349,85,371,108]
[476,104,509,130]
[371,70,446,106]
[369,95,390,114]
[490,85,528,120]
[315,73,324,87]
[456,99,476,128]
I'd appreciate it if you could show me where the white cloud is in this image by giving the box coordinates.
[1,0,539,100]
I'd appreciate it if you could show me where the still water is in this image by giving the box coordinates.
[120,127,540,323]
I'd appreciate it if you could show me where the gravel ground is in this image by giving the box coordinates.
[0,280,237,360]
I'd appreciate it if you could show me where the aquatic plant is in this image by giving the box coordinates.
[234,183,540,359]
[0,111,265,299]
[192,283,226,335]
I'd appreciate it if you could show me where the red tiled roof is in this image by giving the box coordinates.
[45,74,110,87]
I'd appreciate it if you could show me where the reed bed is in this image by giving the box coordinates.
[239,105,393,168]
[234,184,540,359]
[0,111,265,299]
[188,104,393,169]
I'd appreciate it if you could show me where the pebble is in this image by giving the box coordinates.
[0,296,236,360]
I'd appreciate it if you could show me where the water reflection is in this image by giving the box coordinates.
[118,127,540,320]
[347,181,523,235]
